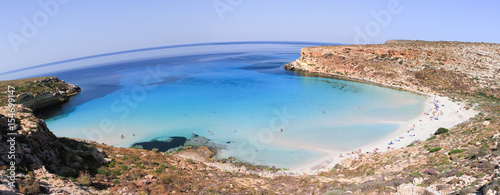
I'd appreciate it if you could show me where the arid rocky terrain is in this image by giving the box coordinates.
[1,40,499,194]
[283,40,500,194]
[285,40,499,97]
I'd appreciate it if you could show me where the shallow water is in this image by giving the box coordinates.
[41,42,425,168]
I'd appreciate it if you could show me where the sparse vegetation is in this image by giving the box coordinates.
[448,149,464,155]
[77,172,92,186]
[435,127,449,135]
[17,177,40,195]
[429,147,442,152]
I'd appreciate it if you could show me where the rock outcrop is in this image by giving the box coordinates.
[0,105,105,178]
[0,77,81,112]
[0,77,105,194]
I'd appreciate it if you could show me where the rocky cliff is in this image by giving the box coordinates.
[0,105,107,176]
[0,77,80,112]
[0,77,107,194]
[284,41,500,97]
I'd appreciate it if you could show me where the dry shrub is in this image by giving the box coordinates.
[18,178,40,195]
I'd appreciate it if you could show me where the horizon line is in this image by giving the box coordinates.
[0,41,342,76]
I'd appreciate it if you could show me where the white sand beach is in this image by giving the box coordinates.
[289,95,478,174]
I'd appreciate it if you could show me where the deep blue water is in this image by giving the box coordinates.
[39,42,425,168]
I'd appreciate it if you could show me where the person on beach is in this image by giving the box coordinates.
[280,128,283,133]
[234,129,237,133]
[121,134,124,139]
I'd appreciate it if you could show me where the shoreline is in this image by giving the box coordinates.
[287,93,478,174]
[281,62,479,174]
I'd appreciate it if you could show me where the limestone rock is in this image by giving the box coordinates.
[397,183,423,195]
[196,146,214,159]
[459,175,476,186]
[413,177,424,185]
[0,105,106,178]
[424,187,440,195]
[13,77,81,111]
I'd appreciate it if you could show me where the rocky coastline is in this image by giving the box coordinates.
[0,40,499,194]
[284,40,499,97]
[282,40,500,194]
[0,77,81,112]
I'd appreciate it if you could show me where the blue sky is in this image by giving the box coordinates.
[1,0,499,77]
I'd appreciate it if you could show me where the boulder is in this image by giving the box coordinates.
[397,183,424,195]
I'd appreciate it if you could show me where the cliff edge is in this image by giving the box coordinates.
[284,40,499,97]
[0,77,106,194]
[0,77,81,112]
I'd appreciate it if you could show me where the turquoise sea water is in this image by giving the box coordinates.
[41,42,425,168]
